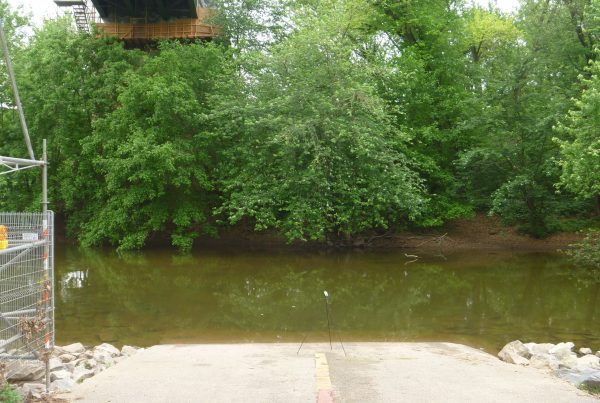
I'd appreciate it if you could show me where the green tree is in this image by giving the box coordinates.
[373,0,478,226]
[556,53,600,213]
[459,1,591,236]
[15,17,142,227]
[211,0,291,50]
[16,18,232,250]
[78,42,230,250]
[0,0,30,108]
[2,0,598,250]
[0,1,34,211]
[215,0,425,243]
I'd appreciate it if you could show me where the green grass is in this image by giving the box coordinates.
[579,382,600,396]
[0,384,21,403]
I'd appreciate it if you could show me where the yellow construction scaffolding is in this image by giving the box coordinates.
[95,8,218,42]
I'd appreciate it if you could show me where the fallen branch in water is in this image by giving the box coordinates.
[416,233,455,248]
[404,253,419,265]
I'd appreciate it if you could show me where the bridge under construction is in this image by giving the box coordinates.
[54,0,217,45]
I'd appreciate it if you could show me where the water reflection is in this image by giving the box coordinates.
[55,248,600,352]
[62,270,87,289]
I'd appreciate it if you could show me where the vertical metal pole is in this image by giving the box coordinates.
[323,291,332,351]
[0,19,35,161]
[42,139,50,393]
[42,140,48,215]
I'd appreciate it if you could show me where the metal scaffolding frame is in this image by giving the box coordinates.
[0,18,54,392]
[54,0,99,33]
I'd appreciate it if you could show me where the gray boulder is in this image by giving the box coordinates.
[65,360,78,372]
[7,362,44,381]
[21,382,45,399]
[93,349,114,365]
[558,353,578,369]
[577,354,600,370]
[53,345,66,355]
[84,358,98,369]
[49,357,65,372]
[50,369,71,382]
[61,342,86,355]
[579,347,593,355]
[72,365,94,383]
[498,340,530,365]
[50,377,76,393]
[59,353,77,363]
[558,368,600,386]
[549,342,575,359]
[95,343,120,357]
[524,343,556,356]
[529,354,560,370]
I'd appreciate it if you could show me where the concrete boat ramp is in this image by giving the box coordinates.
[62,343,597,402]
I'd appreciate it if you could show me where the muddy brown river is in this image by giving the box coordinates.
[54,247,600,353]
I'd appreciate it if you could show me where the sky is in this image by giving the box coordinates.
[8,0,521,27]
[476,0,520,12]
[7,0,61,25]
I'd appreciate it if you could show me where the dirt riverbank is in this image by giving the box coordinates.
[194,214,583,253]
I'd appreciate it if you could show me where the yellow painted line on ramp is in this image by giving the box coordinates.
[315,352,334,402]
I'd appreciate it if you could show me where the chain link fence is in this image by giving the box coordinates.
[0,212,54,379]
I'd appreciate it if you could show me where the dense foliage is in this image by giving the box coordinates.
[0,0,599,250]
[567,230,600,269]
[215,2,424,242]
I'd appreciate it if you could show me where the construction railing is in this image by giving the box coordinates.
[0,18,55,391]
[0,212,54,373]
